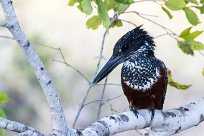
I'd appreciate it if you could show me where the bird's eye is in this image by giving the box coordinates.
[121,44,130,52]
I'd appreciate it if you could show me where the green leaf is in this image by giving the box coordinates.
[202,68,204,77]
[183,7,200,26]
[0,109,6,118]
[81,0,93,15]
[179,27,192,38]
[104,0,117,10]
[96,0,111,28]
[86,16,102,30]
[189,41,204,50]
[178,40,204,55]
[179,27,203,40]
[68,0,81,6]
[201,0,204,3]
[165,0,186,11]
[186,0,198,4]
[115,0,134,4]
[185,31,203,40]
[161,6,173,19]
[177,40,194,55]
[168,70,191,90]
[200,5,204,14]
[114,3,129,13]
[0,92,8,104]
[110,20,123,28]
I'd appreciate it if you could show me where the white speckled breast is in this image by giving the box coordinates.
[121,54,161,91]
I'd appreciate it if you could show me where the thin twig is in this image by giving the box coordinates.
[122,11,178,39]
[52,59,90,84]
[96,83,121,86]
[72,30,108,128]
[120,19,138,27]
[72,85,93,128]
[84,94,123,106]
[124,10,158,17]
[93,30,108,79]
[154,33,171,39]
[0,24,6,27]
[72,12,123,128]
[35,42,91,84]
[97,77,108,119]
[199,51,204,57]
[0,35,14,40]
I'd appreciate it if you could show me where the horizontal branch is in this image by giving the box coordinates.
[82,97,204,136]
[0,117,44,136]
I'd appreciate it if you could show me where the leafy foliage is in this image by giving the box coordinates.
[178,27,204,55]
[86,16,102,30]
[0,92,9,104]
[68,0,204,90]
[115,0,133,4]
[68,0,131,29]
[81,0,93,15]
[165,0,186,11]
[164,0,203,26]
[96,0,111,28]
[110,20,123,28]
[183,8,200,26]
[168,71,192,90]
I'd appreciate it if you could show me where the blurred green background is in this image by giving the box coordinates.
[0,0,204,135]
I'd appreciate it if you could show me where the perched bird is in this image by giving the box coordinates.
[92,26,167,110]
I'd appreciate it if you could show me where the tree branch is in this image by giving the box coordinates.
[0,0,70,135]
[82,97,204,136]
[0,117,44,136]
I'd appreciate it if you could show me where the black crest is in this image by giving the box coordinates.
[113,26,155,56]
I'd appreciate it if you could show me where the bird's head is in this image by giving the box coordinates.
[92,26,155,84]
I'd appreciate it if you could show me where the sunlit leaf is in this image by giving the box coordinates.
[179,27,192,38]
[178,40,204,55]
[0,109,6,118]
[161,6,173,19]
[114,3,129,13]
[110,20,123,28]
[115,0,134,4]
[68,0,81,6]
[183,7,200,25]
[186,0,198,4]
[81,0,93,15]
[177,40,194,55]
[165,0,186,11]
[0,92,8,104]
[168,70,191,90]
[96,0,111,28]
[104,0,117,10]
[200,5,204,14]
[179,27,203,40]
[86,16,102,30]
[77,4,83,12]
[189,41,204,50]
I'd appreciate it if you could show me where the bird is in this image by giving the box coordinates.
[92,26,168,110]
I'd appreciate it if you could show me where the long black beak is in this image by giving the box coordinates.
[92,56,123,84]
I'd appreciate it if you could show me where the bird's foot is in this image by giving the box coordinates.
[129,106,139,118]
